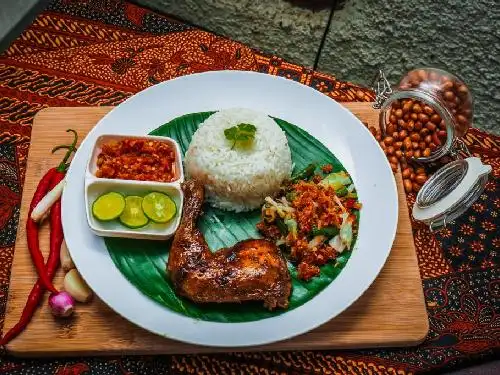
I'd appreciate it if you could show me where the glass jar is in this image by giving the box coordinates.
[378,68,473,162]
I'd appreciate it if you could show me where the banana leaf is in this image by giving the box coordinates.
[106,112,356,322]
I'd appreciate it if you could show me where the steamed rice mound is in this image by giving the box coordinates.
[184,108,292,212]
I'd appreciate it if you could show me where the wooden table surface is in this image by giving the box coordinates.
[4,103,429,357]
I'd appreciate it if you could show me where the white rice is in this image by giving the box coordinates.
[184,108,293,212]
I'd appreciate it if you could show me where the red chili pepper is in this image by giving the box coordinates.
[345,198,356,209]
[1,130,78,345]
[1,174,62,345]
[25,129,78,294]
[25,168,59,294]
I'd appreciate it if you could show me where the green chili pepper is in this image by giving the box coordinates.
[336,186,348,197]
[311,226,339,238]
[275,217,288,235]
[291,163,316,182]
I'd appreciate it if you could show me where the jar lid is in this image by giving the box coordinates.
[412,157,491,231]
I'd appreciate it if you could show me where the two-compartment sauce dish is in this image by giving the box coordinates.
[84,134,184,240]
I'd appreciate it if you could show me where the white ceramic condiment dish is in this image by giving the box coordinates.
[84,134,184,240]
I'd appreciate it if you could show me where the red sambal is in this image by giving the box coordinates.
[95,138,177,182]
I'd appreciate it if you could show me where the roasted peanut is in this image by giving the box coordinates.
[417,70,428,81]
[389,114,397,124]
[412,103,422,113]
[415,174,427,185]
[423,147,431,157]
[419,141,427,150]
[442,81,454,91]
[390,163,398,173]
[426,122,437,132]
[431,114,441,123]
[429,71,439,81]
[457,114,468,125]
[389,156,398,165]
[405,150,414,158]
[410,113,418,121]
[420,128,430,136]
[418,113,429,123]
[413,182,421,193]
[404,179,413,193]
[403,137,412,150]
[395,109,403,118]
[395,149,403,159]
[410,133,420,142]
[402,168,411,179]
[394,141,403,150]
[414,121,423,131]
[457,85,469,95]
[443,90,455,101]
[384,136,394,146]
[414,150,421,158]
[424,134,432,144]
[412,142,419,150]
[399,129,408,139]
[386,124,396,134]
[386,146,395,155]
[423,105,434,115]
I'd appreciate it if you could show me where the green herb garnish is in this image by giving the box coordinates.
[224,123,256,149]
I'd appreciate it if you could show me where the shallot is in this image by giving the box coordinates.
[48,291,75,317]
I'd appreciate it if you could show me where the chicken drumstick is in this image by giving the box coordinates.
[167,179,292,310]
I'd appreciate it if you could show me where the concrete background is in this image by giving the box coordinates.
[134,0,332,68]
[134,0,500,134]
[0,0,51,52]
[318,0,500,135]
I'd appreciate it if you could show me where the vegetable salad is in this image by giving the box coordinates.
[257,164,362,281]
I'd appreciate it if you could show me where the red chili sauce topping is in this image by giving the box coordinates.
[95,139,176,182]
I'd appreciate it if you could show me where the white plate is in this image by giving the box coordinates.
[62,70,398,348]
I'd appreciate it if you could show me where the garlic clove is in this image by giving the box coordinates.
[60,240,75,272]
[63,269,93,303]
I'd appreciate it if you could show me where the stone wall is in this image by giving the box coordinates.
[134,0,500,134]
[318,0,500,134]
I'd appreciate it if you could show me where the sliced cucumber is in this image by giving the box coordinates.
[142,192,177,223]
[92,192,125,221]
[119,196,149,229]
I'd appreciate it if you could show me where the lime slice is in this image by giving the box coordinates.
[92,192,125,221]
[142,192,177,223]
[119,196,149,229]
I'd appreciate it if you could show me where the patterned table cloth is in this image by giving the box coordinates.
[0,1,498,374]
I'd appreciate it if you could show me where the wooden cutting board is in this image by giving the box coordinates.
[4,104,429,357]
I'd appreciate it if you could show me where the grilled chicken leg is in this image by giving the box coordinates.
[167,179,291,309]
